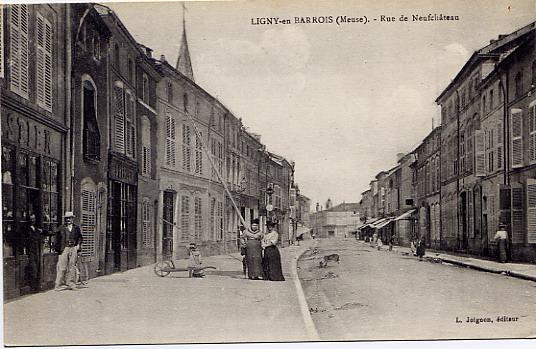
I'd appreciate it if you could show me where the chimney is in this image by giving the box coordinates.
[498,34,508,40]
[145,47,153,58]
[396,152,405,162]
[490,39,497,44]
[160,54,167,63]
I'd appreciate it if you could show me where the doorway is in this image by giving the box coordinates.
[162,191,175,260]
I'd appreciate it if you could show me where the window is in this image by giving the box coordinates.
[113,85,135,158]
[497,121,503,170]
[165,110,176,167]
[41,158,59,234]
[489,89,494,111]
[142,199,153,247]
[2,146,15,257]
[511,109,524,168]
[194,197,202,241]
[482,95,486,114]
[183,93,188,112]
[182,124,192,171]
[80,180,97,258]
[128,59,134,83]
[9,4,30,98]
[195,134,203,175]
[82,80,100,160]
[210,197,216,240]
[515,71,523,98]
[141,117,151,176]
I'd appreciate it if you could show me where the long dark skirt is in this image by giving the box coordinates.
[245,239,263,279]
[497,239,507,263]
[262,246,285,281]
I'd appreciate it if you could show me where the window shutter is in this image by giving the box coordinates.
[165,115,176,167]
[114,86,125,153]
[497,121,503,170]
[527,179,536,244]
[474,130,486,176]
[194,197,202,241]
[511,183,524,244]
[0,4,3,78]
[125,94,133,157]
[468,189,474,239]
[180,195,190,243]
[182,124,191,172]
[511,109,523,168]
[195,134,203,175]
[529,104,536,163]
[81,188,96,259]
[9,4,29,98]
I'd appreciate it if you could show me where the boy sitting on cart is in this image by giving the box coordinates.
[188,243,205,278]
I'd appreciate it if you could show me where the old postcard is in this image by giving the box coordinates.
[1,0,536,347]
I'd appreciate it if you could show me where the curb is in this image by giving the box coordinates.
[357,240,536,283]
[290,241,320,341]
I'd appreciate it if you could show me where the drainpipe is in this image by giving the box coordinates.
[65,5,73,214]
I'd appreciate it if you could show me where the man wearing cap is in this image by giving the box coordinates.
[54,212,83,291]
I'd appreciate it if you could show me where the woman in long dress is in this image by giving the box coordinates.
[243,219,264,280]
[262,223,285,281]
[494,224,508,263]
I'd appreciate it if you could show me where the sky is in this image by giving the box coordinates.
[108,0,535,208]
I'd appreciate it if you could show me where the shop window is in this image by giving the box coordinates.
[2,146,15,258]
[42,158,59,234]
[83,80,101,160]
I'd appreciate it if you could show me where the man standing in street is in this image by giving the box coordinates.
[54,212,83,291]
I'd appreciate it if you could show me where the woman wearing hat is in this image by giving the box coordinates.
[261,222,285,281]
[242,218,264,280]
[188,243,205,278]
[494,223,509,263]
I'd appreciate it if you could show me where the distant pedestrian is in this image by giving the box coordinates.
[389,235,394,251]
[188,243,205,278]
[494,224,508,263]
[416,237,426,261]
[410,239,417,256]
[54,212,83,291]
[261,222,285,281]
[377,237,383,250]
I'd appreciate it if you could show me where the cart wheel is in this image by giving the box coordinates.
[154,261,171,277]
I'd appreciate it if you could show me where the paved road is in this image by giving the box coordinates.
[4,245,312,346]
[298,238,536,341]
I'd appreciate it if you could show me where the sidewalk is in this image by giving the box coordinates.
[4,241,316,346]
[359,240,536,282]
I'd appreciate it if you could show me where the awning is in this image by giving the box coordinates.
[394,209,417,221]
[374,219,393,229]
[369,218,390,229]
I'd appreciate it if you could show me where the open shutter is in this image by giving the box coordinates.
[529,104,536,163]
[182,124,191,172]
[527,179,536,244]
[114,86,125,153]
[511,109,523,168]
[468,189,474,239]
[180,195,190,243]
[9,4,29,98]
[36,13,53,110]
[44,17,53,110]
[165,114,176,167]
[497,121,503,170]
[511,183,524,244]
[81,187,96,259]
[474,130,486,176]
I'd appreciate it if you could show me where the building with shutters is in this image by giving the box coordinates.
[436,21,536,261]
[310,202,361,239]
[1,3,70,298]
[96,5,142,273]
[135,45,161,267]
[479,22,536,261]
[411,129,441,248]
[70,3,112,279]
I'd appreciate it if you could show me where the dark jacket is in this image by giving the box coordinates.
[55,224,83,254]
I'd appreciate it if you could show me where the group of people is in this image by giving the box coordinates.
[240,218,285,281]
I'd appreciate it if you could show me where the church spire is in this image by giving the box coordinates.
[176,3,194,81]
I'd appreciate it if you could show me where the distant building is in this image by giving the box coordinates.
[310,202,361,239]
